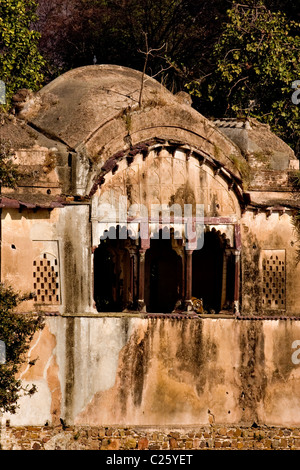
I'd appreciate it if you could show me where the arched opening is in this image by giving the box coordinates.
[192,229,234,313]
[145,230,182,313]
[93,226,133,312]
[91,142,243,315]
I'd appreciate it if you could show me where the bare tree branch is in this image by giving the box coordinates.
[138,32,166,107]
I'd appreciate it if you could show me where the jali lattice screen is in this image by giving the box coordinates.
[33,253,60,305]
[261,249,286,310]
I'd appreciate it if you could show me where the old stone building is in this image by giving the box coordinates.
[1,65,300,448]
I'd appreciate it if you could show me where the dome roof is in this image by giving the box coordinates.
[4,65,297,210]
[15,65,246,185]
[25,65,172,150]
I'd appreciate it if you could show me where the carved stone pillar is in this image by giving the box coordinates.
[234,249,241,314]
[138,225,150,312]
[171,238,185,309]
[138,250,146,312]
[184,249,194,311]
[221,249,231,310]
[128,246,138,307]
[134,251,139,303]
[128,255,134,305]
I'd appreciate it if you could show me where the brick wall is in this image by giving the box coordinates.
[250,170,290,190]
[1,423,300,450]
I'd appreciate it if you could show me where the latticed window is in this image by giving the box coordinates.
[261,250,286,310]
[33,253,60,304]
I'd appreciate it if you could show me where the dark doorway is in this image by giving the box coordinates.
[145,233,182,313]
[192,229,225,313]
[93,227,132,312]
[94,241,116,312]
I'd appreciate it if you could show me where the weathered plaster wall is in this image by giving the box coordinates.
[92,149,241,220]
[56,205,93,314]
[0,208,59,312]
[0,204,93,315]
[4,316,300,428]
[241,211,300,314]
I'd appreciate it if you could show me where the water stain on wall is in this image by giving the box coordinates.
[238,320,267,423]
[74,319,225,425]
[18,324,62,424]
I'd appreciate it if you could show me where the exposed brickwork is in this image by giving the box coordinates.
[250,170,290,190]
[1,423,300,450]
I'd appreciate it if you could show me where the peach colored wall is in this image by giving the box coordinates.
[5,316,300,428]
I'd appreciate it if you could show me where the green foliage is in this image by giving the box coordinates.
[229,153,252,187]
[0,138,20,188]
[34,1,299,153]
[0,284,44,414]
[186,3,300,154]
[290,170,300,188]
[0,0,45,108]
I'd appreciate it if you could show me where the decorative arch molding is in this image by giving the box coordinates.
[82,104,246,187]
[88,137,247,212]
